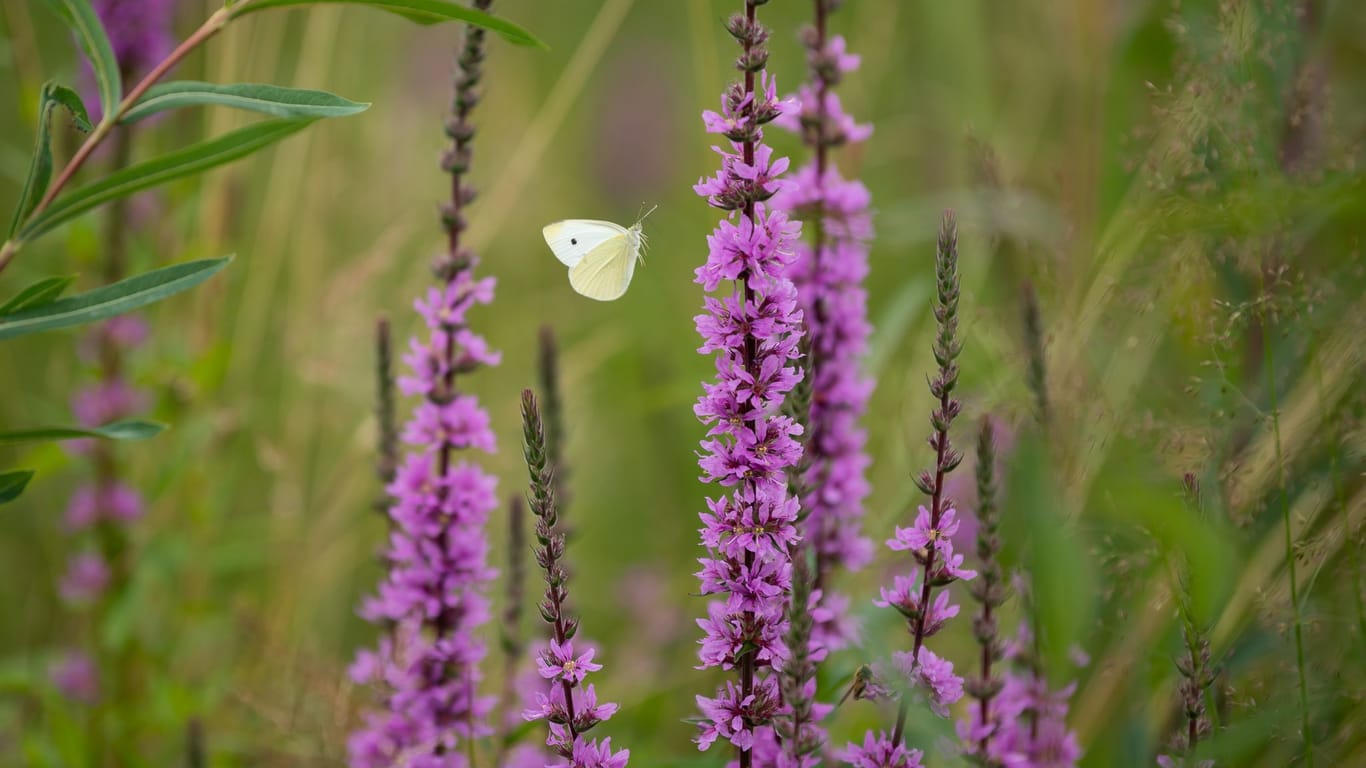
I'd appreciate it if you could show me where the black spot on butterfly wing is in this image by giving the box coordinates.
[571,238,578,245]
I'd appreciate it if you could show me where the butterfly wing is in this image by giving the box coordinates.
[568,233,637,301]
[543,220,628,267]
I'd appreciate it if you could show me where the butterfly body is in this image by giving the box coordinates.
[542,210,652,301]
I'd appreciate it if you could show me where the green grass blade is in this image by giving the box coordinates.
[0,257,230,341]
[121,81,371,124]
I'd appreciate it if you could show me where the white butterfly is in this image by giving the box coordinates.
[542,206,655,301]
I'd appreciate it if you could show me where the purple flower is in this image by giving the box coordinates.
[889,506,961,554]
[892,648,964,717]
[837,731,924,768]
[548,737,630,768]
[692,12,805,759]
[958,626,1084,768]
[349,34,503,758]
[536,639,602,685]
[63,482,144,532]
[875,576,960,637]
[92,0,174,79]
[59,551,110,603]
[50,651,99,704]
[771,19,877,679]
[694,677,782,753]
[71,380,148,427]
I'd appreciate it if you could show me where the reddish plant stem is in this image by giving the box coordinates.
[0,8,230,276]
[737,1,759,763]
[891,389,950,745]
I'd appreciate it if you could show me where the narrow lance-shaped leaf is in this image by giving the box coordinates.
[40,0,121,119]
[0,420,164,446]
[0,471,35,505]
[121,81,371,124]
[227,0,544,47]
[6,83,91,239]
[0,275,77,315]
[19,119,313,243]
[0,257,230,341]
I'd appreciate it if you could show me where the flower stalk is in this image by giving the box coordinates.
[961,419,1005,764]
[772,0,875,656]
[692,1,806,764]
[520,390,629,767]
[348,4,503,763]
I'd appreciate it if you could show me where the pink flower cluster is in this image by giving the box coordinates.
[957,627,1082,768]
[522,639,628,767]
[691,7,806,758]
[772,25,876,659]
[349,270,501,767]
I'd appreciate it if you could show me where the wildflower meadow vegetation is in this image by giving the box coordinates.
[1,1,1364,766]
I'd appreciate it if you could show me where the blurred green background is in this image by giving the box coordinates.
[2,0,1365,765]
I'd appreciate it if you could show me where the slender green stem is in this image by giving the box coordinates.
[1263,276,1313,766]
[0,7,231,276]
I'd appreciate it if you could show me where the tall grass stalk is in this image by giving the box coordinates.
[1262,274,1313,767]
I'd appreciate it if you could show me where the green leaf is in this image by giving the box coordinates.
[0,420,165,446]
[0,275,77,315]
[228,0,544,47]
[20,120,313,242]
[40,0,121,119]
[0,470,35,504]
[0,257,230,341]
[6,83,91,239]
[121,81,371,124]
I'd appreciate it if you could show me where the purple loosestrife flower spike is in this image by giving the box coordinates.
[957,420,1008,765]
[771,0,875,658]
[867,211,972,752]
[978,625,1082,768]
[348,4,502,765]
[693,2,805,766]
[520,391,629,767]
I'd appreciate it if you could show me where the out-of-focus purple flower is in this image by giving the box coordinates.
[772,23,876,668]
[50,651,99,704]
[79,316,150,361]
[692,4,805,759]
[59,551,110,603]
[957,625,1083,767]
[71,380,148,428]
[93,0,175,78]
[65,482,145,532]
[891,648,964,717]
[837,731,924,768]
